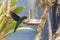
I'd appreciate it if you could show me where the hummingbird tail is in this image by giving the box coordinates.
[14,22,19,32]
[14,26,17,32]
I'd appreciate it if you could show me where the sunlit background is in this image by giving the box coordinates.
[4,0,58,40]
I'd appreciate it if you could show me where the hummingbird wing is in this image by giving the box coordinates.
[10,11,20,21]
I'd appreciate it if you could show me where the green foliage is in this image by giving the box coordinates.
[0,16,6,30]
[0,10,4,16]
[12,6,25,14]
[0,6,7,16]
[3,6,7,14]
[5,19,17,33]
[0,2,2,6]
[10,0,17,7]
[0,0,29,39]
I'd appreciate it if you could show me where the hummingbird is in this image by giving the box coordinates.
[10,11,27,32]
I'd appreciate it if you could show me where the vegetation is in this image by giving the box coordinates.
[0,0,59,40]
[0,0,33,40]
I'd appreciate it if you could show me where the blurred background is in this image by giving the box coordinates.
[4,0,59,40]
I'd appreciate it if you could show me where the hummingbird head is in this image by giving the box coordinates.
[22,16,27,19]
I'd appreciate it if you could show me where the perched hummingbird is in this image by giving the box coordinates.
[10,11,27,32]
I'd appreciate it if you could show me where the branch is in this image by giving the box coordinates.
[0,0,6,13]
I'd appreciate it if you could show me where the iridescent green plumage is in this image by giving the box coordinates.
[10,11,27,32]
